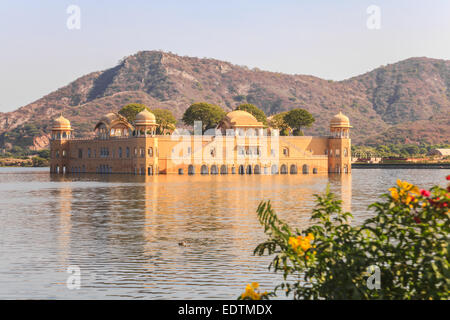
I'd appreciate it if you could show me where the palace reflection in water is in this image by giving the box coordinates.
[1,168,448,299]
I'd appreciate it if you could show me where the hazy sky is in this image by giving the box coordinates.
[0,0,449,112]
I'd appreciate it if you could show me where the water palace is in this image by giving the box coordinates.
[49,109,352,175]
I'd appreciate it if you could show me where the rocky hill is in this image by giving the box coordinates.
[0,51,449,150]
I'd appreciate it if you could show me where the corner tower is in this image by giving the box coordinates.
[50,115,72,174]
[328,112,351,173]
[134,109,157,136]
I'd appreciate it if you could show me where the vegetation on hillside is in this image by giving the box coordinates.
[352,143,450,158]
[0,52,448,152]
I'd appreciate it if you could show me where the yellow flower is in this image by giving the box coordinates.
[240,283,265,300]
[389,187,399,201]
[289,234,313,255]
[396,179,420,195]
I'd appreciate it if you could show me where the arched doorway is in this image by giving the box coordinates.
[302,164,309,174]
[148,166,153,175]
[280,164,288,174]
[290,164,298,174]
[246,165,252,174]
[254,165,261,174]
[220,165,227,174]
[188,165,195,175]
[201,165,209,175]
[211,165,218,175]
[238,165,245,174]
[271,164,278,175]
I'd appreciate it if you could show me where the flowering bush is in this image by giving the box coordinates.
[241,177,449,300]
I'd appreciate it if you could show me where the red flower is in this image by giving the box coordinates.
[413,216,421,224]
[446,175,450,180]
[420,189,431,197]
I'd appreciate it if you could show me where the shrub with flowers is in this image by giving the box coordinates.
[240,176,449,300]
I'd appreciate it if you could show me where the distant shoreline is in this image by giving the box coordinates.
[352,163,450,169]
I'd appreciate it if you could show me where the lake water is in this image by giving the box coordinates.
[0,167,448,299]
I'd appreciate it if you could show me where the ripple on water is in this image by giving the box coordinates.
[0,168,448,299]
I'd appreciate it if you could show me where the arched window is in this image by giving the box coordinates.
[148,147,153,157]
[283,148,289,157]
[302,164,309,174]
[271,164,278,175]
[201,165,209,175]
[280,164,288,174]
[220,165,227,174]
[188,165,195,175]
[290,164,298,174]
[344,148,348,157]
[313,168,318,174]
[238,165,245,175]
[126,147,130,158]
[246,165,252,174]
[178,168,184,175]
[254,165,261,174]
[118,147,122,158]
[211,165,218,175]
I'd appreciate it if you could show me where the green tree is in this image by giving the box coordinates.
[118,103,150,123]
[152,108,177,135]
[32,156,49,167]
[235,103,267,125]
[182,102,226,133]
[37,149,50,159]
[268,112,290,136]
[283,108,315,136]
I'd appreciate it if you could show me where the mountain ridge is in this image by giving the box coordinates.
[1,51,449,150]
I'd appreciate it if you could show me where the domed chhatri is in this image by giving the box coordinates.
[52,115,72,130]
[225,110,259,125]
[135,109,156,125]
[330,111,351,128]
[217,110,264,134]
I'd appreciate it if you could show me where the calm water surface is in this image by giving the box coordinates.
[0,167,448,299]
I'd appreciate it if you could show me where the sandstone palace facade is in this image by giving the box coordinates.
[50,109,351,175]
